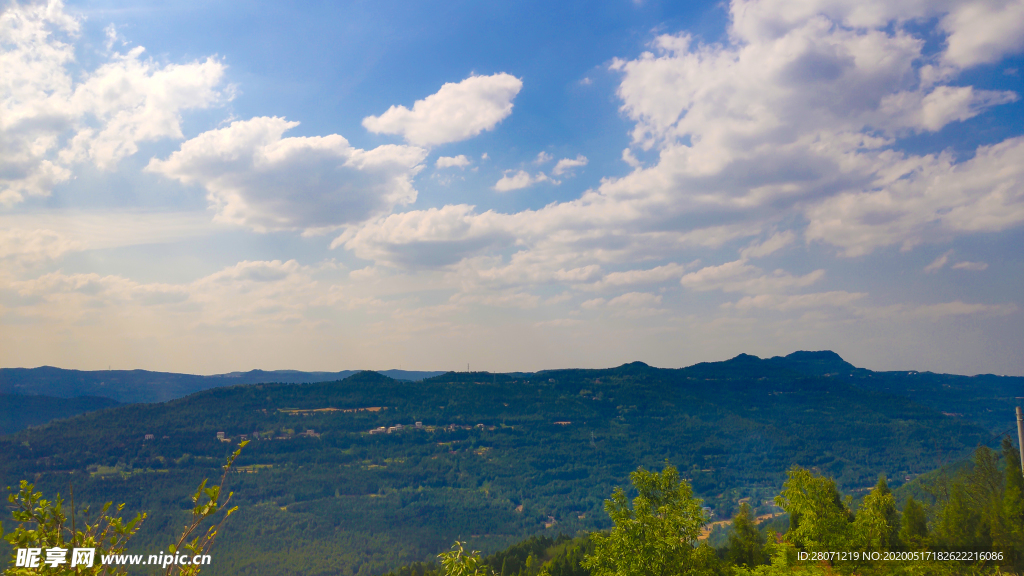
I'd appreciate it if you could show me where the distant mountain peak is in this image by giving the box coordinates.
[769,350,856,376]
[784,350,846,362]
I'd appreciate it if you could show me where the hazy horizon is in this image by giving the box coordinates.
[5,349,1020,378]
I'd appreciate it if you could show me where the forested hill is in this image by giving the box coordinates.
[2,352,1017,431]
[0,394,121,434]
[0,366,446,404]
[1,351,1020,576]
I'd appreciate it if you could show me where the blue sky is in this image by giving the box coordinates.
[2,0,1022,375]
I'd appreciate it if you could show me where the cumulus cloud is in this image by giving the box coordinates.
[0,0,228,206]
[493,170,551,192]
[552,154,588,176]
[147,117,427,231]
[534,151,553,164]
[362,73,523,146]
[436,155,471,169]
[64,48,228,169]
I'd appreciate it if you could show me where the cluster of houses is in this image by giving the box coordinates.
[216,429,320,442]
[368,422,423,435]
[367,422,499,435]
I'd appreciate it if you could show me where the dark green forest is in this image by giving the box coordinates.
[1,351,1021,575]
[0,395,120,435]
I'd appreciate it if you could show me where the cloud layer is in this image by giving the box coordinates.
[2,0,1022,375]
[340,0,1024,280]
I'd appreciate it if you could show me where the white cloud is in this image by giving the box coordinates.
[0,0,228,205]
[493,170,551,192]
[924,250,953,273]
[940,0,1024,68]
[451,290,540,309]
[901,300,1017,319]
[622,148,642,168]
[64,47,228,169]
[601,3,1022,258]
[534,151,553,164]
[727,291,867,311]
[739,231,795,259]
[534,318,582,328]
[593,262,693,289]
[607,292,662,308]
[4,259,353,330]
[552,154,588,176]
[0,228,81,266]
[580,291,666,317]
[333,204,515,268]
[680,259,824,294]
[0,211,222,255]
[881,85,1018,133]
[436,155,471,169]
[951,260,988,271]
[804,137,1024,256]
[450,253,603,291]
[362,73,523,146]
[147,117,427,231]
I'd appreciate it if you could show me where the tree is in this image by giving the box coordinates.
[581,464,717,576]
[438,541,494,576]
[3,441,246,575]
[726,503,766,568]
[931,446,1003,549]
[852,475,899,551]
[932,481,981,548]
[897,497,928,549]
[775,466,852,553]
[999,436,1024,570]
[2,482,144,575]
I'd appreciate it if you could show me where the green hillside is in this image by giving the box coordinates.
[0,394,121,434]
